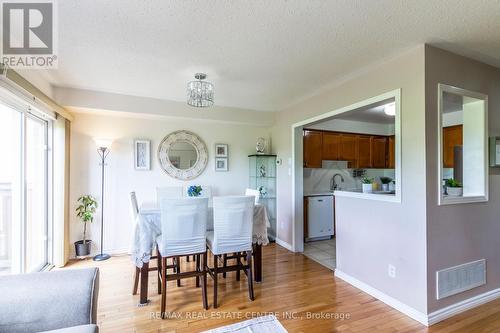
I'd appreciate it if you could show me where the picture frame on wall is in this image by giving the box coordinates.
[215,158,228,172]
[215,143,228,157]
[134,139,151,170]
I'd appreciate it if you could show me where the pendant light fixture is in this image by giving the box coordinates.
[187,73,214,107]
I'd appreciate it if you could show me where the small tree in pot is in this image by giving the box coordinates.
[75,195,97,257]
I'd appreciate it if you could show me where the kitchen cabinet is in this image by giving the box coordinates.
[339,134,357,166]
[303,129,396,169]
[387,135,395,168]
[356,135,372,168]
[322,132,340,160]
[303,130,323,168]
[372,136,388,168]
[443,125,463,168]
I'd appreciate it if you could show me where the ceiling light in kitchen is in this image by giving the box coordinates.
[384,102,396,116]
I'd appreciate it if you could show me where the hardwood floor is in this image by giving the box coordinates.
[63,244,500,332]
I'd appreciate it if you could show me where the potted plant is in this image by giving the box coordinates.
[380,177,393,192]
[75,195,97,257]
[445,178,463,196]
[187,185,203,197]
[361,177,374,193]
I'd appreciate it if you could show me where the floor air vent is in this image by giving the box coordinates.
[436,259,486,300]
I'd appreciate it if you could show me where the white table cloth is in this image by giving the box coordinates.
[132,201,270,268]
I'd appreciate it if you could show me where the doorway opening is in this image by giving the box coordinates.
[291,90,401,271]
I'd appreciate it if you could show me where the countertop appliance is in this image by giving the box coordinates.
[306,195,334,240]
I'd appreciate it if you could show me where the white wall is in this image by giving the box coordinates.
[272,46,428,314]
[425,46,500,313]
[70,111,271,256]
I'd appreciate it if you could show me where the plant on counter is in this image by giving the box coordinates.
[445,178,462,188]
[361,176,374,184]
[380,176,393,184]
[187,185,203,197]
[380,176,393,192]
[75,195,97,257]
[361,176,374,194]
[445,178,463,197]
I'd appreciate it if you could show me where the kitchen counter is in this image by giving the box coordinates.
[304,191,335,197]
[333,188,398,202]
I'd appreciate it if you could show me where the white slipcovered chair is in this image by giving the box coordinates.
[129,192,162,295]
[156,196,209,317]
[156,186,183,200]
[245,188,260,205]
[206,195,255,308]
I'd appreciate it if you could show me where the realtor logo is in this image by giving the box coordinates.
[1,0,58,68]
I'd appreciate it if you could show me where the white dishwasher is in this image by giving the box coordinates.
[307,195,334,240]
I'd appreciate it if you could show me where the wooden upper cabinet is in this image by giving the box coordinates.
[356,135,372,168]
[322,132,340,160]
[443,125,463,168]
[303,129,396,169]
[372,136,387,168]
[303,130,323,168]
[387,135,395,169]
[339,134,357,166]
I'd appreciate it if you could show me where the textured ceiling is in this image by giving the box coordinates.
[32,0,500,111]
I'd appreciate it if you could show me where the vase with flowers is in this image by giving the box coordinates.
[187,185,203,197]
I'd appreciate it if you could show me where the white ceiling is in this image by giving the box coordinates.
[334,99,396,124]
[29,0,500,111]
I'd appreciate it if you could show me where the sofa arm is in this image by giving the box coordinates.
[0,268,99,333]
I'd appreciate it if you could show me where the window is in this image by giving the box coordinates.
[438,84,488,205]
[0,98,51,274]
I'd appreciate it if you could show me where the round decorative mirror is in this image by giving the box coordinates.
[158,130,208,180]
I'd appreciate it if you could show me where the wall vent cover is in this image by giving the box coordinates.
[436,259,486,300]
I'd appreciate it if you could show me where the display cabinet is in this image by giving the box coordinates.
[249,154,277,241]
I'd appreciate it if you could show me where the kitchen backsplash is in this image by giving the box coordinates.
[303,161,396,193]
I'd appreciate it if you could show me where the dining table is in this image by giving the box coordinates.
[131,201,270,305]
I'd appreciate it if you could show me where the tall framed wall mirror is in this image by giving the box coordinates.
[438,84,488,205]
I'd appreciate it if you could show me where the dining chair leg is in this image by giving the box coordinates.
[201,252,208,310]
[236,252,241,281]
[157,253,162,294]
[213,254,219,308]
[222,254,227,278]
[132,266,140,295]
[195,254,200,288]
[161,257,167,319]
[176,256,182,287]
[246,250,254,301]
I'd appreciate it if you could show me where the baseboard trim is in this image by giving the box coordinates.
[275,238,293,251]
[428,287,500,325]
[334,270,429,326]
[72,247,129,259]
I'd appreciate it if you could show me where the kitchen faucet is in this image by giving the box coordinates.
[330,173,345,191]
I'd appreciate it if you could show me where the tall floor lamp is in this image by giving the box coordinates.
[93,138,113,261]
